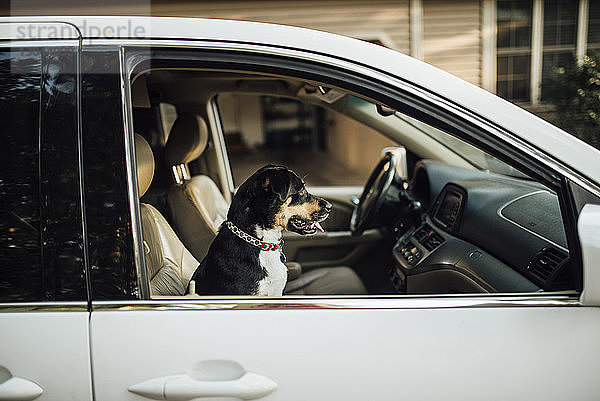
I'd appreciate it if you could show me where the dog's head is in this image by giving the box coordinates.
[228,165,332,235]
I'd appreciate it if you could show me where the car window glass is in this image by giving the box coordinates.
[0,47,86,303]
[0,49,43,302]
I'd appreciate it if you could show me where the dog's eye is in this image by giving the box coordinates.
[298,188,306,196]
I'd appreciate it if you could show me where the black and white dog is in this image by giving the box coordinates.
[188,165,332,296]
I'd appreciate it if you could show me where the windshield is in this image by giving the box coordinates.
[331,95,528,179]
[393,111,529,179]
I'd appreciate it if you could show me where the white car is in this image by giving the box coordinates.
[1,16,600,401]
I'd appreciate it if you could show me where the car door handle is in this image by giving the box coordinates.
[129,371,277,400]
[0,377,43,401]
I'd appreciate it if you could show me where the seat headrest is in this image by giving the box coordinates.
[165,114,209,167]
[135,133,155,198]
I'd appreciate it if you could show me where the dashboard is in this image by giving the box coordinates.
[389,160,574,294]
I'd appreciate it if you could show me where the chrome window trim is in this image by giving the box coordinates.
[0,302,88,312]
[120,46,150,299]
[497,190,569,252]
[85,38,600,199]
[92,294,580,311]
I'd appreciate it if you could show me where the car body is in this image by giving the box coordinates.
[1,16,600,401]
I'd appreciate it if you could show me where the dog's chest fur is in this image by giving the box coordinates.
[256,226,287,296]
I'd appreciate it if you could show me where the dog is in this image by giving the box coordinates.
[187,165,332,296]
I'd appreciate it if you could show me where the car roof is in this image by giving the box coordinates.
[2,15,599,188]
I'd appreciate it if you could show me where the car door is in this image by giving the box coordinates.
[86,38,600,401]
[0,23,92,401]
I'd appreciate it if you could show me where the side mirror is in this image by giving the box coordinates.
[579,204,600,306]
[381,146,408,182]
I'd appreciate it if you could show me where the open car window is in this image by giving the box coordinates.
[127,50,578,300]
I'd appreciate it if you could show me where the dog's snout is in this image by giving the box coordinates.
[319,198,332,212]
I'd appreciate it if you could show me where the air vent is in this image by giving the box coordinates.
[414,224,434,242]
[414,224,445,251]
[527,247,571,288]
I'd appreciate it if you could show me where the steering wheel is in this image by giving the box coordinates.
[350,152,397,235]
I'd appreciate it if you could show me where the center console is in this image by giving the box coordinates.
[394,220,445,269]
[389,218,447,291]
[388,184,465,292]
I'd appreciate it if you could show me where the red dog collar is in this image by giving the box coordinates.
[225,221,283,251]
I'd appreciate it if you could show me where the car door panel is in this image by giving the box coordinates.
[90,303,600,401]
[0,311,92,401]
[283,228,383,269]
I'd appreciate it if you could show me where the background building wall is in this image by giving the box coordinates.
[3,0,488,90]
[423,0,482,86]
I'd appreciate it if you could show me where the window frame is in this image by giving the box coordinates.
[487,0,592,105]
[496,0,534,102]
[541,0,580,101]
[106,39,597,309]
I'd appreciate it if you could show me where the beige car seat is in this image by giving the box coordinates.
[135,133,198,296]
[165,114,227,261]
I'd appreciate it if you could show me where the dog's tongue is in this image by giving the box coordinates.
[314,222,325,232]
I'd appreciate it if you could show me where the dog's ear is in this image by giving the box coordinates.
[264,171,292,202]
[228,173,262,218]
